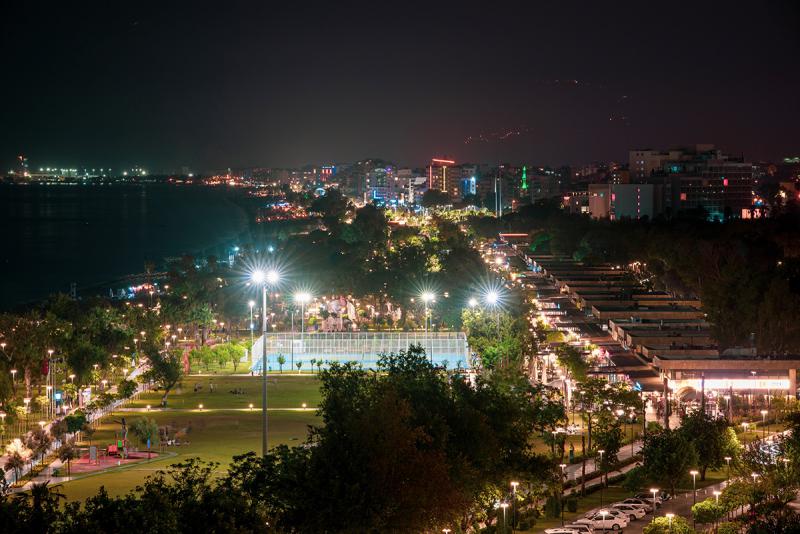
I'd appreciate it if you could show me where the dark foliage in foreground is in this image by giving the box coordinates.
[2,347,554,533]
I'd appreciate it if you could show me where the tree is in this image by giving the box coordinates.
[622,465,647,494]
[680,409,739,480]
[142,347,182,407]
[594,410,624,477]
[64,412,87,435]
[642,515,695,534]
[130,418,159,459]
[117,378,137,399]
[237,346,552,531]
[641,428,699,496]
[310,187,352,229]
[295,361,303,374]
[421,189,451,208]
[57,441,76,476]
[26,428,52,465]
[277,354,286,374]
[691,498,724,526]
[555,344,589,381]
[80,423,95,446]
[4,452,25,482]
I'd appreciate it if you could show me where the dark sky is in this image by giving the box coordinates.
[2,1,798,172]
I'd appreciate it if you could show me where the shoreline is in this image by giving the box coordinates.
[0,183,253,310]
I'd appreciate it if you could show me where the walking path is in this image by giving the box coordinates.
[1,365,149,489]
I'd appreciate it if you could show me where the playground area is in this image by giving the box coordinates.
[62,450,159,476]
[54,373,322,501]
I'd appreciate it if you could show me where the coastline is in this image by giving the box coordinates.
[0,183,252,310]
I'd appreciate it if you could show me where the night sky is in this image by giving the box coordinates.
[3,1,798,171]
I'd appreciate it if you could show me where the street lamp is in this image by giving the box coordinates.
[713,490,721,504]
[650,488,659,516]
[484,289,501,331]
[760,409,768,439]
[421,291,435,362]
[724,456,732,482]
[598,449,606,507]
[666,513,674,533]
[468,297,478,308]
[558,465,567,526]
[499,502,509,534]
[252,268,280,456]
[690,470,699,504]
[510,480,519,531]
[600,510,608,533]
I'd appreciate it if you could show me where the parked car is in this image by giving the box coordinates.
[565,523,595,534]
[634,493,663,507]
[576,513,628,531]
[584,508,630,525]
[545,529,580,534]
[621,498,654,511]
[611,503,647,520]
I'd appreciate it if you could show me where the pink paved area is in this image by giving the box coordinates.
[68,451,159,474]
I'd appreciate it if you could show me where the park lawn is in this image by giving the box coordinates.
[55,375,322,502]
[127,374,322,411]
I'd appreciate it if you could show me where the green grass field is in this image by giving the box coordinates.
[55,374,322,502]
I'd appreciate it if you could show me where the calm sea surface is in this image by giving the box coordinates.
[0,183,249,308]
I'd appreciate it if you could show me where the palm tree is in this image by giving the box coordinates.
[310,358,317,374]
[316,360,323,374]
[296,361,303,375]
[4,452,25,483]
[277,355,286,374]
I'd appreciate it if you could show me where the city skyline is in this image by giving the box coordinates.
[3,2,798,171]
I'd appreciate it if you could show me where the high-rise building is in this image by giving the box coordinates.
[427,158,456,196]
[631,145,755,220]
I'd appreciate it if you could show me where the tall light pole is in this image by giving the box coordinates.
[248,300,255,349]
[252,269,279,457]
[650,488,659,517]
[760,409,768,439]
[598,449,606,507]
[690,470,699,504]
[510,481,519,531]
[666,513,674,533]
[559,464,567,526]
[500,502,509,534]
[485,289,500,332]
[295,292,311,371]
[421,292,435,363]
[724,456,732,482]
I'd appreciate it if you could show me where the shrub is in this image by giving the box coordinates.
[566,498,578,512]
[716,522,740,534]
